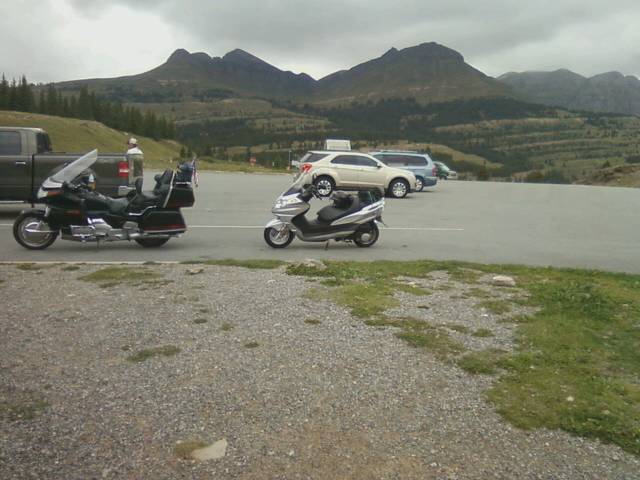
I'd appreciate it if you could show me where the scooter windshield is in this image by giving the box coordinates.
[49,149,98,185]
[282,173,309,196]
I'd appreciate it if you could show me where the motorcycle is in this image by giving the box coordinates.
[13,150,195,250]
[264,174,385,248]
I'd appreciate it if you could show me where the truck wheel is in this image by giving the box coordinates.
[313,176,335,197]
[388,178,409,198]
[135,237,170,248]
[415,177,424,192]
[13,212,58,250]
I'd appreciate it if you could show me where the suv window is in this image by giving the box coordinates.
[331,155,360,165]
[36,133,52,154]
[375,154,405,166]
[354,156,379,168]
[0,131,21,155]
[405,155,427,167]
[300,152,329,163]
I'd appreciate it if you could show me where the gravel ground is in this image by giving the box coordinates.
[0,264,638,480]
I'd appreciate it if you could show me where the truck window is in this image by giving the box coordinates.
[37,133,52,153]
[0,131,21,155]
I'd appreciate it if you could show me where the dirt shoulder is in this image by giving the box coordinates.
[0,263,637,479]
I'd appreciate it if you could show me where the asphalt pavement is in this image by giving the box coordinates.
[1,171,639,273]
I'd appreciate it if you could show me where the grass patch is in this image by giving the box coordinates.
[127,345,181,362]
[286,258,640,454]
[446,324,471,334]
[244,341,260,349]
[194,318,208,324]
[472,328,495,338]
[204,259,285,269]
[0,399,49,421]
[479,299,512,315]
[174,440,209,459]
[304,319,322,325]
[80,266,161,287]
[61,265,81,271]
[220,322,234,332]
[466,287,492,299]
[16,263,46,271]
[458,349,508,375]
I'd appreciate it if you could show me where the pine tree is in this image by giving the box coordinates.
[0,74,9,109]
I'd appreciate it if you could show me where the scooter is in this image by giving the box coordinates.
[13,150,195,250]
[264,174,385,248]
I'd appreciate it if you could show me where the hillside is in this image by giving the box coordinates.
[56,43,510,106]
[499,70,640,115]
[0,111,182,169]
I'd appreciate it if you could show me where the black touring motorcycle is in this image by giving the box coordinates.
[13,150,195,250]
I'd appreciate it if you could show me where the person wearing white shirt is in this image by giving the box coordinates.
[126,137,143,158]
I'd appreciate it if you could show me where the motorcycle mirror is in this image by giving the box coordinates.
[312,173,318,181]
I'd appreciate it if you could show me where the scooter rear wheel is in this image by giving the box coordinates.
[13,212,58,250]
[264,227,294,248]
[353,222,379,248]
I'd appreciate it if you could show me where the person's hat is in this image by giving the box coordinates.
[128,137,138,145]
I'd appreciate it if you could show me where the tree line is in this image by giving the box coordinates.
[0,74,176,140]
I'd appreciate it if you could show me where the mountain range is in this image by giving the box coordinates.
[56,42,640,115]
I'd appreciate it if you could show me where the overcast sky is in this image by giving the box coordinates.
[2,0,640,83]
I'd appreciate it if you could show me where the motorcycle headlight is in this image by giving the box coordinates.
[274,196,299,209]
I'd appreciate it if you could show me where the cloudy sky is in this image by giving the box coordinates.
[2,0,639,83]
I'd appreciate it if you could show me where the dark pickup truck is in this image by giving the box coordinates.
[0,127,143,202]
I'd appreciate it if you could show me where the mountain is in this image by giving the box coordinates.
[56,43,510,106]
[315,42,510,105]
[499,70,640,115]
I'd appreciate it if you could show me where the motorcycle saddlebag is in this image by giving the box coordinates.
[166,184,195,208]
[140,210,187,233]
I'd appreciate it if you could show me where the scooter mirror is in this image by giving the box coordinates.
[312,173,318,181]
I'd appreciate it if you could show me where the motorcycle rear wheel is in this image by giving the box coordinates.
[13,212,58,250]
[353,222,379,248]
[135,237,170,248]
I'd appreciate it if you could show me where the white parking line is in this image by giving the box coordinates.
[0,223,464,231]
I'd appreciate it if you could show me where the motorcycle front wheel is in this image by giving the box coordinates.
[13,212,59,250]
[264,226,294,248]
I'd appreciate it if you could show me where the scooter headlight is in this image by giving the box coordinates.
[274,196,299,209]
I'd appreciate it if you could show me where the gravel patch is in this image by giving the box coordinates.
[0,264,638,479]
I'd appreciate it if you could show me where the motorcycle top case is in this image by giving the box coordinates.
[166,183,195,208]
[140,210,187,233]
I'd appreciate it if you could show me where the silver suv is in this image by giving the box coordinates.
[370,151,438,192]
[296,151,417,198]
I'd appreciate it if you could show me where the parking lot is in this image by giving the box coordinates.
[1,171,639,273]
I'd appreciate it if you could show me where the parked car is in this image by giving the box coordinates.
[296,150,417,198]
[370,150,438,192]
[434,161,458,180]
[0,127,142,202]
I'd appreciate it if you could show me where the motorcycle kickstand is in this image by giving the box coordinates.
[324,240,330,251]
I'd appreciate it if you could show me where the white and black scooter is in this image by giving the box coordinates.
[264,175,385,248]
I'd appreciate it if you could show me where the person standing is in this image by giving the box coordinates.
[126,137,143,158]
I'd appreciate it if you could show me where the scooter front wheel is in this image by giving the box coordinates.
[264,227,294,248]
[13,212,59,250]
[353,222,379,248]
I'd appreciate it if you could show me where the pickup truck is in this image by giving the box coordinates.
[0,127,143,202]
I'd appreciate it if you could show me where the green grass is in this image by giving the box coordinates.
[61,265,81,271]
[79,266,161,287]
[219,322,234,332]
[286,259,640,454]
[194,318,208,324]
[127,345,181,362]
[446,324,471,334]
[472,328,495,338]
[244,341,260,349]
[304,319,322,325]
[458,349,508,375]
[479,299,512,315]
[203,259,285,269]
[16,263,46,271]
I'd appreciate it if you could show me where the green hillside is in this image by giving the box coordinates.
[0,111,182,169]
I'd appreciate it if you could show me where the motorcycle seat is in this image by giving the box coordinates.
[107,197,131,215]
[317,196,361,223]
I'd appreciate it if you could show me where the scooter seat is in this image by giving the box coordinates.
[317,197,361,223]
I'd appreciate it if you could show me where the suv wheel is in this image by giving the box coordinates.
[314,176,335,197]
[388,178,409,198]
[415,177,424,192]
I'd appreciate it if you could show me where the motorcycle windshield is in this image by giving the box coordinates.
[282,173,309,196]
[49,149,98,185]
